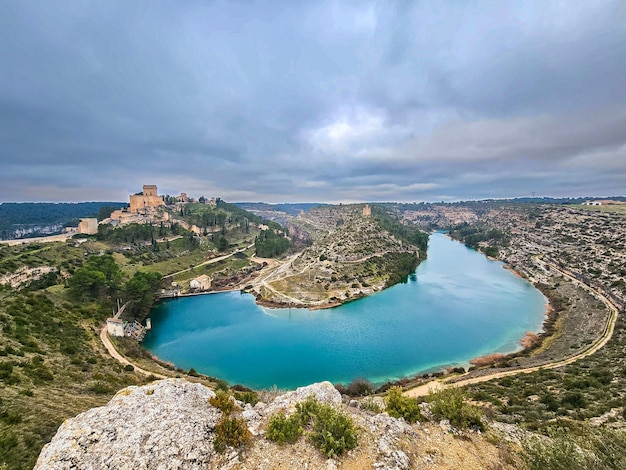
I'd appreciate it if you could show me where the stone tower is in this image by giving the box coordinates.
[129,184,165,213]
[143,185,158,197]
[362,204,371,217]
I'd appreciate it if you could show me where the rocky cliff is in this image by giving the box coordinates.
[35,379,517,470]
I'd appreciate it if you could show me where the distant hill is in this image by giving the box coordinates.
[475,197,626,204]
[0,202,126,240]
[236,202,326,216]
[235,202,327,226]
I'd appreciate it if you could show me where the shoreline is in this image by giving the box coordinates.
[502,263,524,279]
[255,297,343,310]
[143,238,551,390]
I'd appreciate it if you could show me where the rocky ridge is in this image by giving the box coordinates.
[250,205,423,308]
[35,379,517,470]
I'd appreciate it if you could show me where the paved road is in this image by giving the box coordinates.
[405,259,619,397]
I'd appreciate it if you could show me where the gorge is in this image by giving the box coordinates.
[143,232,547,389]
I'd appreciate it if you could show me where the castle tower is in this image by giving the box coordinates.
[143,185,158,197]
[362,204,372,217]
[129,184,165,213]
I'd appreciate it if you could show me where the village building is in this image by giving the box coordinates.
[583,199,624,206]
[176,193,190,203]
[78,218,98,235]
[189,274,211,291]
[106,317,125,337]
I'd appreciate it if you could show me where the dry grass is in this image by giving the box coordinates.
[571,204,626,214]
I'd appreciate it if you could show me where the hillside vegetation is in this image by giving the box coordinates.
[248,204,427,307]
[0,201,277,468]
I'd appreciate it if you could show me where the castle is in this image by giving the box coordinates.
[106,185,168,226]
[129,185,165,213]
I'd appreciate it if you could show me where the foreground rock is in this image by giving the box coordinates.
[36,379,519,470]
[35,379,220,469]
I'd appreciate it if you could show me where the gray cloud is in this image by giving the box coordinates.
[1,1,625,203]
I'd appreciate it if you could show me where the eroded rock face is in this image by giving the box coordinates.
[35,379,219,470]
[35,380,344,469]
[35,379,504,470]
[261,380,342,416]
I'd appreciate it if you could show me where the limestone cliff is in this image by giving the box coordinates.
[36,379,519,470]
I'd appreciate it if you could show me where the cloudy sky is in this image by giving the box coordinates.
[1,1,625,203]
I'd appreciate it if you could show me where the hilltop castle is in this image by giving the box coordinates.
[129,185,165,213]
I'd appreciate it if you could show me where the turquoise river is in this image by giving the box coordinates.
[143,233,547,389]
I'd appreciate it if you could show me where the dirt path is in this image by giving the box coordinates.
[166,243,255,278]
[99,326,167,379]
[405,259,619,397]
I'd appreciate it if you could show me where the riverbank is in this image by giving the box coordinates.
[137,234,555,391]
[405,257,618,396]
[105,228,615,398]
[139,233,546,390]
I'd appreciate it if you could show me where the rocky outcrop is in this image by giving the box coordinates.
[35,379,220,469]
[35,380,346,469]
[250,205,424,308]
[36,379,515,470]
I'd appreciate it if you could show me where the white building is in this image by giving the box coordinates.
[189,274,211,291]
[106,318,125,337]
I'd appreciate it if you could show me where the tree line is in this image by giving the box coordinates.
[67,254,161,319]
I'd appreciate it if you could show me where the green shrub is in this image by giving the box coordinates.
[427,387,484,430]
[89,382,113,395]
[385,386,422,423]
[561,391,587,409]
[540,393,559,412]
[268,397,359,457]
[360,397,382,414]
[234,390,259,406]
[308,401,358,458]
[523,430,589,470]
[213,416,251,453]
[266,412,303,445]
[522,425,626,470]
[345,378,374,396]
[209,391,235,414]
[215,379,229,391]
[295,396,321,425]
[0,410,22,425]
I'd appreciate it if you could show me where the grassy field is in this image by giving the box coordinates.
[571,204,626,214]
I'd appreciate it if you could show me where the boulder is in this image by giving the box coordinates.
[35,379,219,469]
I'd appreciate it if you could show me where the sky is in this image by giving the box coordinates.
[1,1,625,203]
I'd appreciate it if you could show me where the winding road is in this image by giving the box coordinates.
[99,326,167,379]
[99,254,620,391]
[405,258,619,397]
